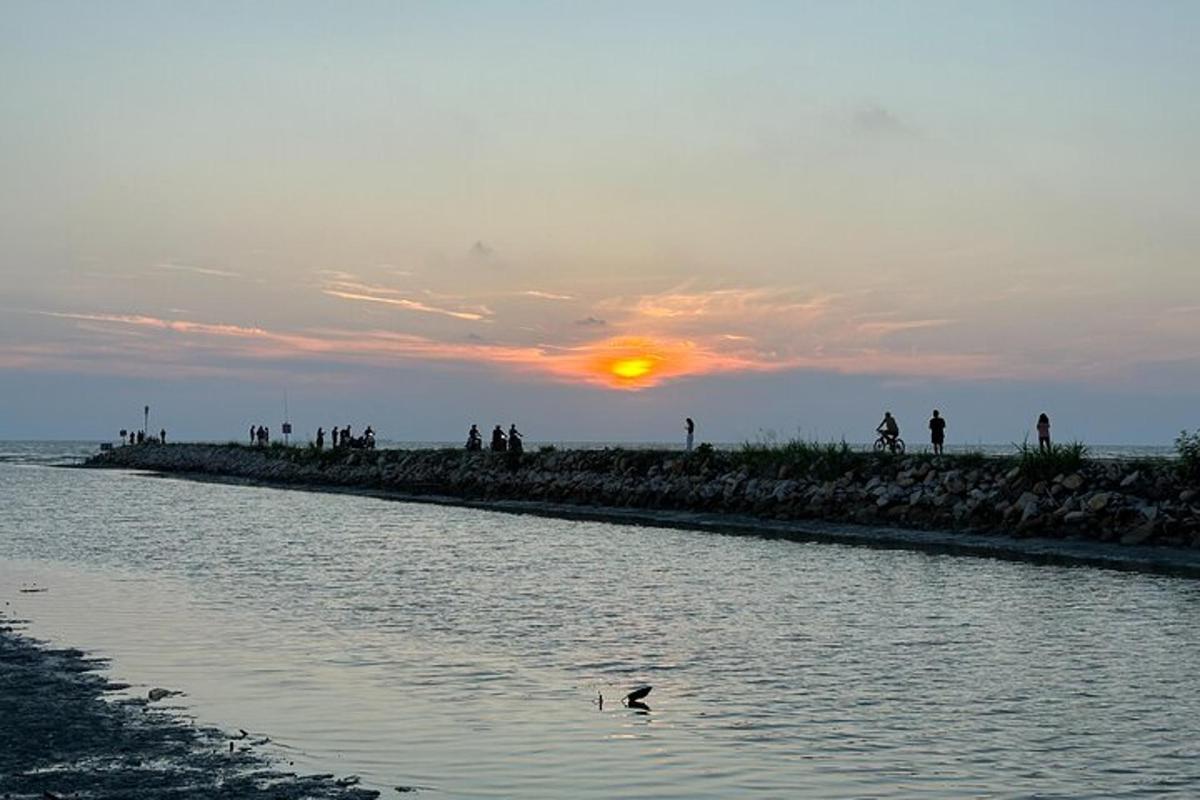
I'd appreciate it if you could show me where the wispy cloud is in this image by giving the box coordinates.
[322,290,490,321]
[617,287,834,321]
[855,318,955,337]
[850,102,907,135]
[156,262,242,279]
[521,290,574,301]
[574,316,607,327]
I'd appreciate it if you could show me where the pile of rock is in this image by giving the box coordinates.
[87,444,1200,549]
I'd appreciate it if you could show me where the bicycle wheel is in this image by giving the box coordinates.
[892,438,906,455]
[873,437,886,453]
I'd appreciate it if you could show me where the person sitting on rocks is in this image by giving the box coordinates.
[364,426,376,449]
[508,424,523,454]
[491,425,507,452]
[466,425,482,451]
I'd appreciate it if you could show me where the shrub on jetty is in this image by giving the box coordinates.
[1176,429,1200,482]
[1015,439,1088,481]
[738,437,862,481]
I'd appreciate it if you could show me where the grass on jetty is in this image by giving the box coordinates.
[737,437,865,480]
[1014,439,1088,481]
[1177,429,1200,481]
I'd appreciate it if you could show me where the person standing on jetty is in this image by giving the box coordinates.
[249,425,255,445]
[160,428,166,444]
[928,410,945,456]
[685,417,695,452]
[1037,413,1051,452]
[316,427,325,450]
[508,424,523,453]
[491,425,507,452]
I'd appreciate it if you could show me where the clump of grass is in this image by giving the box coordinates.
[737,436,861,481]
[1176,429,1200,482]
[1015,439,1088,481]
[951,450,989,468]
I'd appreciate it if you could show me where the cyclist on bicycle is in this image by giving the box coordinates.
[876,412,900,449]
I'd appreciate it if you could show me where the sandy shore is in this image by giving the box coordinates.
[0,614,383,800]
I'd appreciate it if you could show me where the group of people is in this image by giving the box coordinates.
[874,410,1054,455]
[466,424,523,453]
[315,425,375,450]
[120,428,166,445]
[236,410,1057,456]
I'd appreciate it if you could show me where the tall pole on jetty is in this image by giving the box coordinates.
[282,391,290,446]
[144,405,149,438]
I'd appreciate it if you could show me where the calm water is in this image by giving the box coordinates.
[2,444,1200,797]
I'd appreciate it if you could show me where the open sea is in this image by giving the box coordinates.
[2,441,1199,797]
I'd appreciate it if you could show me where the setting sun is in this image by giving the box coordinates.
[610,357,656,380]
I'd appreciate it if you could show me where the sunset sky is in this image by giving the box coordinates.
[3,1,1198,443]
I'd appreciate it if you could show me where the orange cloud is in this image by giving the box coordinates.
[15,304,1022,388]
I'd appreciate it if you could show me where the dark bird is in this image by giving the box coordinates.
[624,685,652,704]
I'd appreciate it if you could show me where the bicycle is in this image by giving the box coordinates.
[873,433,906,455]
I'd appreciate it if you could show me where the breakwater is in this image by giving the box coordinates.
[86,443,1200,553]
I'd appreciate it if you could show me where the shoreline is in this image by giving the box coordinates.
[0,620,382,799]
[137,467,1200,579]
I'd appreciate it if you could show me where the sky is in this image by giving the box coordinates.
[2,1,1198,444]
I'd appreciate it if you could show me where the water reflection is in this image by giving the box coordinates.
[2,461,1200,798]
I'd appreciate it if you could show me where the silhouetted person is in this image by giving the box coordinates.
[342,426,351,447]
[466,424,482,451]
[1037,413,1051,452]
[364,426,375,449]
[249,425,255,445]
[136,430,144,444]
[508,424,523,454]
[331,427,339,448]
[316,427,325,450]
[928,410,945,456]
[264,426,270,445]
[685,417,695,452]
[160,428,166,445]
[491,425,507,452]
[877,412,899,446]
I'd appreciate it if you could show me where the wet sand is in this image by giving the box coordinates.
[0,614,383,800]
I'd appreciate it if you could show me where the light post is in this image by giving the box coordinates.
[144,405,149,439]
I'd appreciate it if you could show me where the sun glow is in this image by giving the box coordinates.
[610,357,656,380]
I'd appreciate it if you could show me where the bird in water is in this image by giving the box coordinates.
[623,685,652,711]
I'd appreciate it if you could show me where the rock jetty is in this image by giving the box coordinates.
[87,443,1200,552]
